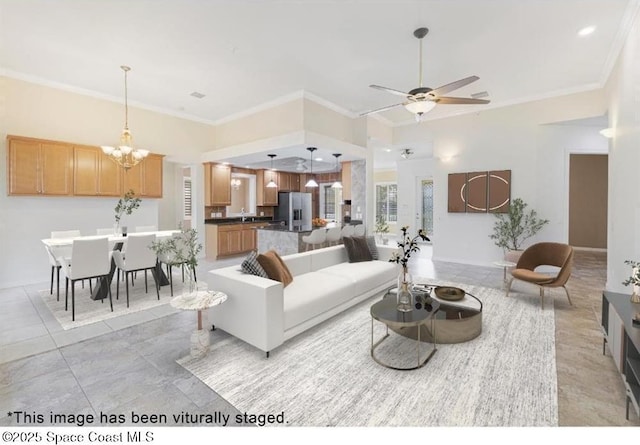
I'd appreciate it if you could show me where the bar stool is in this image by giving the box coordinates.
[302,229,327,251]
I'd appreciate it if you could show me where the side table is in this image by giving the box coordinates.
[493,260,516,285]
[170,290,227,358]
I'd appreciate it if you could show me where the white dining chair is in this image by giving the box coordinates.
[325,226,342,246]
[58,236,113,322]
[112,234,159,307]
[47,230,81,298]
[353,224,366,237]
[340,224,355,242]
[135,225,158,233]
[302,229,327,251]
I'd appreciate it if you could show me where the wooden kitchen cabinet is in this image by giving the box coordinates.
[73,145,122,196]
[122,154,163,198]
[277,172,300,192]
[204,163,231,206]
[208,222,267,259]
[256,169,278,206]
[7,135,161,198]
[8,136,72,196]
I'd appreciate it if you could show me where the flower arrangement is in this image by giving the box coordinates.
[389,226,430,279]
[114,189,142,224]
[312,217,327,227]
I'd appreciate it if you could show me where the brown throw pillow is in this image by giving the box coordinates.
[343,236,373,263]
[257,250,293,287]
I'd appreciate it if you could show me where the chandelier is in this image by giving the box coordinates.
[101,66,150,169]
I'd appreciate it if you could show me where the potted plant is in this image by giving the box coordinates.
[150,223,202,294]
[374,215,390,245]
[489,197,549,263]
[114,189,142,234]
[622,260,640,304]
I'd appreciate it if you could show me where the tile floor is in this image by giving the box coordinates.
[0,245,636,427]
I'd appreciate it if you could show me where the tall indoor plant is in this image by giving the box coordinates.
[150,224,202,294]
[489,197,549,262]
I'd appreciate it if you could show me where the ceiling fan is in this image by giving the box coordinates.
[361,27,490,121]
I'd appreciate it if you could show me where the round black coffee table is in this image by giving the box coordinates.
[370,296,440,371]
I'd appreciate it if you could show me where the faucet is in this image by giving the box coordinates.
[241,208,245,222]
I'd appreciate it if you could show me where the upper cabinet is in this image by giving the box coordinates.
[74,145,122,196]
[204,162,231,206]
[7,135,162,198]
[8,136,73,196]
[123,154,164,198]
[256,169,278,206]
[277,172,300,192]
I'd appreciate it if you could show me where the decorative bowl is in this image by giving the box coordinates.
[434,286,466,301]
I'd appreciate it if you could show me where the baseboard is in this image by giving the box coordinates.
[572,246,607,252]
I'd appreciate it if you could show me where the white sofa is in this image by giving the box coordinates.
[206,244,398,356]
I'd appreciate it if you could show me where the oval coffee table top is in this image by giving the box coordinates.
[371,296,440,329]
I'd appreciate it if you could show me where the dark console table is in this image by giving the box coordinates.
[602,291,640,419]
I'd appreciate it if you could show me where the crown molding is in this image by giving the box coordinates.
[598,0,640,85]
[0,67,217,125]
[212,90,305,125]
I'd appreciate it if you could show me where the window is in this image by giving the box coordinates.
[376,183,397,223]
[183,177,192,219]
[319,183,342,221]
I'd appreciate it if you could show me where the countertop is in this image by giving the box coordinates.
[204,217,282,225]
[256,225,312,234]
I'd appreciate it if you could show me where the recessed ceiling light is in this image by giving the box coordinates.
[599,128,614,138]
[384,148,392,152]
[190,91,206,99]
[578,26,596,36]
[315,157,323,161]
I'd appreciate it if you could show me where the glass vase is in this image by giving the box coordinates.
[396,267,413,312]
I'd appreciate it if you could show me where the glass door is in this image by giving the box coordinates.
[416,178,433,237]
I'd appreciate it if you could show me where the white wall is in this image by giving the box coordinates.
[393,89,607,266]
[605,10,640,293]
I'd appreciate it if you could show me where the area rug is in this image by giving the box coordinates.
[39,273,188,330]
[178,280,558,427]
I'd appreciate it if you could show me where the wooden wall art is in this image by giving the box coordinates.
[447,169,511,213]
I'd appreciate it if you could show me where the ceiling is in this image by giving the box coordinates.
[0,0,634,169]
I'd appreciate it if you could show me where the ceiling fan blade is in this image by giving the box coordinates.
[369,84,411,97]
[436,96,490,105]
[359,102,406,116]
[430,76,480,97]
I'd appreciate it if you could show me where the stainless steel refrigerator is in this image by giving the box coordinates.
[276,192,312,231]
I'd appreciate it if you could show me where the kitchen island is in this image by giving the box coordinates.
[256,225,315,255]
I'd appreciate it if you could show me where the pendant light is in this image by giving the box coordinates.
[331,153,343,189]
[266,154,278,188]
[100,66,150,169]
[305,147,319,188]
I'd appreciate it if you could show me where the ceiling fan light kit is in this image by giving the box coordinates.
[100,66,151,169]
[305,147,319,188]
[400,149,413,159]
[361,27,490,122]
[266,154,278,188]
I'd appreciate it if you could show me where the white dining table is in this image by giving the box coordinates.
[41,230,180,300]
